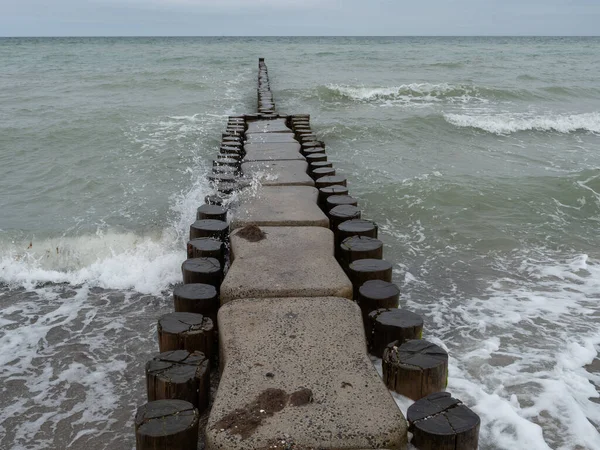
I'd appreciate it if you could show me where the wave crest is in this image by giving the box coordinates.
[444,112,600,134]
[323,83,480,102]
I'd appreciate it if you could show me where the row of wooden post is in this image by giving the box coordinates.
[134,112,247,448]
[290,115,481,449]
[133,58,480,450]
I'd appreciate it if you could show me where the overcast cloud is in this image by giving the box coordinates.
[2,0,599,36]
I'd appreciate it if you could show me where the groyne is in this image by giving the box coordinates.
[133,59,480,450]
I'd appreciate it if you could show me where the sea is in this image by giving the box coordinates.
[1,36,599,449]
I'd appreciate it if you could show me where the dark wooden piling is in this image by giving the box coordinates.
[311,167,336,180]
[325,194,358,211]
[186,238,224,267]
[135,399,199,450]
[157,312,214,359]
[382,339,448,401]
[318,185,349,208]
[306,153,328,164]
[196,204,227,222]
[213,157,241,169]
[356,280,398,327]
[347,258,392,298]
[173,283,219,325]
[181,257,223,288]
[204,194,226,206]
[328,204,361,231]
[308,160,333,177]
[146,350,210,412]
[189,219,229,241]
[367,307,423,357]
[339,236,383,271]
[407,392,480,450]
[316,175,347,189]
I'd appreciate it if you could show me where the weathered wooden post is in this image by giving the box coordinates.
[189,219,229,241]
[146,350,210,411]
[181,257,223,288]
[347,258,392,298]
[315,175,347,189]
[339,236,383,273]
[311,167,336,180]
[328,204,361,231]
[382,339,448,400]
[325,194,358,212]
[186,238,225,266]
[173,283,219,325]
[318,185,349,208]
[367,307,423,357]
[157,312,214,360]
[135,399,199,450]
[356,279,398,326]
[407,392,480,449]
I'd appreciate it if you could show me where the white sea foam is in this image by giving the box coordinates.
[397,253,600,449]
[0,166,211,296]
[445,111,600,135]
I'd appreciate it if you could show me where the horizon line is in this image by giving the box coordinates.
[1,35,599,38]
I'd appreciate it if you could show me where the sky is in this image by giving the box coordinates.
[2,0,599,37]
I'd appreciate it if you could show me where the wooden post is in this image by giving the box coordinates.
[335,218,378,243]
[305,153,327,164]
[173,283,219,326]
[146,350,210,412]
[135,399,199,450]
[189,219,229,241]
[356,280,398,327]
[407,392,480,450]
[186,238,225,266]
[216,181,238,195]
[325,194,358,212]
[214,157,241,168]
[311,167,336,180]
[212,165,238,175]
[308,161,333,177]
[318,185,349,208]
[382,339,448,401]
[302,141,326,152]
[367,308,423,357]
[208,173,237,184]
[347,258,392,299]
[315,175,347,189]
[157,312,214,359]
[181,257,223,288]
[328,204,361,232]
[196,204,227,222]
[204,194,225,206]
[302,147,326,158]
[339,236,383,272]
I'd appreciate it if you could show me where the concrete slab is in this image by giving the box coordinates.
[206,296,408,449]
[241,160,314,187]
[246,119,291,134]
[220,226,352,302]
[243,143,304,162]
[245,133,298,144]
[230,186,327,229]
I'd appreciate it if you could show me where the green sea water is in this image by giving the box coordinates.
[1,37,599,449]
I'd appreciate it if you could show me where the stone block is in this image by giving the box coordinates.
[230,186,327,229]
[243,143,303,162]
[241,160,314,187]
[245,133,298,144]
[205,296,408,449]
[221,226,352,302]
[246,119,291,134]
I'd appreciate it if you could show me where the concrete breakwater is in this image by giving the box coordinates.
[133,59,480,449]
